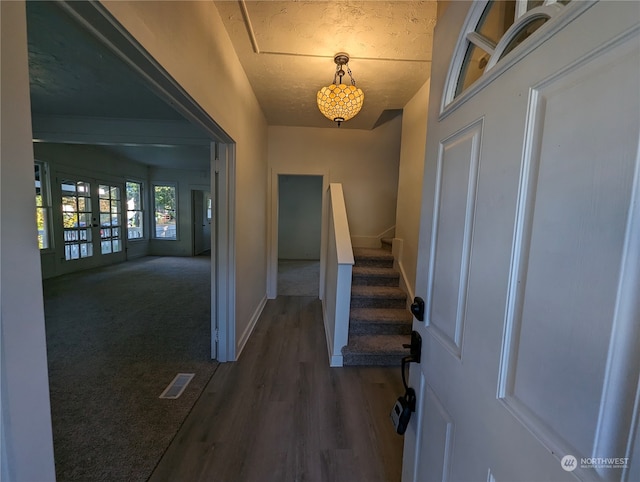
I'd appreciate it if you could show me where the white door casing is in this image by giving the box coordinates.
[404,2,640,481]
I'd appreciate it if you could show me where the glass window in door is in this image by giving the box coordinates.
[62,180,93,260]
[99,184,123,254]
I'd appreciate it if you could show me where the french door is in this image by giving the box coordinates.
[59,175,126,271]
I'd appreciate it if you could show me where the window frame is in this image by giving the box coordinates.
[126,180,145,241]
[440,0,585,118]
[35,160,53,251]
[152,182,178,240]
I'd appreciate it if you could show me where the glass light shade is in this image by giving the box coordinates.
[316,83,364,124]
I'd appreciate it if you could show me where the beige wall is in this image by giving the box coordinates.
[268,117,402,246]
[1,2,56,480]
[102,0,269,351]
[395,80,431,299]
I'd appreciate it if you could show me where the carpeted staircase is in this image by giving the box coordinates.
[342,244,412,366]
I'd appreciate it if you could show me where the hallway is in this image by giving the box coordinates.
[151,296,405,482]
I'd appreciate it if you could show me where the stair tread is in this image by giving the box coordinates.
[351,285,406,298]
[350,308,412,323]
[343,334,410,355]
[352,266,399,277]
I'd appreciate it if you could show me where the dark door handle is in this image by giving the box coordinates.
[410,297,425,321]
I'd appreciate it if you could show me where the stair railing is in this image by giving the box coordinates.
[322,183,354,367]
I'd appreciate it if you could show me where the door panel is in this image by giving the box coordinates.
[406,2,640,481]
[428,120,482,357]
[417,384,454,482]
[500,40,640,461]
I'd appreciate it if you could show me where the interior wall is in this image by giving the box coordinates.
[268,117,402,247]
[101,0,269,354]
[0,2,56,480]
[278,175,323,260]
[395,79,431,299]
[149,166,210,257]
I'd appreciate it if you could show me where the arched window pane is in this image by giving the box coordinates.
[477,1,516,45]
[456,43,490,97]
[500,16,549,59]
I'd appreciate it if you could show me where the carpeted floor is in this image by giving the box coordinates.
[277,259,320,297]
[43,256,219,482]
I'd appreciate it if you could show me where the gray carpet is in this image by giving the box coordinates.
[43,256,219,481]
[277,259,320,297]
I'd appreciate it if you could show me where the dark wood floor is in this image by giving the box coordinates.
[150,296,405,482]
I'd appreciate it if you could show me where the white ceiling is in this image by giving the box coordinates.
[215,1,438,129]
[26,1,438,169]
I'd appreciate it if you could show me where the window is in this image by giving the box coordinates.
[153,184,177,239]
[445,0,570,106]
[126,181,144,240]
[98,184,123,254]
[62,180,94,260]
[35,161,52,249]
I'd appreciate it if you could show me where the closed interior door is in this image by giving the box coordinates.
[404,2,640,481]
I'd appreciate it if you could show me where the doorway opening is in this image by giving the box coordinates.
[277,175,323,297]
[192,189,212,256]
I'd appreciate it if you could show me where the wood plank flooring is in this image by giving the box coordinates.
[150,296,405,482]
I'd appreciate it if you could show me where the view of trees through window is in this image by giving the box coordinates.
[35,162,50,249]
[154,184,177,239]
[126,181,144,239]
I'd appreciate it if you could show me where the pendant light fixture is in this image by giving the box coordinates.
[317,53,364,126]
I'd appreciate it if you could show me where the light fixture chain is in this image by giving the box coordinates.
[347,66,357,86]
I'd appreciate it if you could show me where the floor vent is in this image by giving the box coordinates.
[159,373,195,399]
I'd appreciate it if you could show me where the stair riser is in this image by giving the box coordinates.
[343,354,404,366]
[351,275,399,287]
[354,259,394,269]
[349,322,412,336]
[350,297,406,309]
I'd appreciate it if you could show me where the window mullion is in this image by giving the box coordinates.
[466,31,496,56]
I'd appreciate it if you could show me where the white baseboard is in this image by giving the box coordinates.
[397,260,415,309]
[321,299,344,367]
[392,238,415,309]
[236,295,267,359]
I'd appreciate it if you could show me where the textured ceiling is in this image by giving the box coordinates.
[25,1,439,171]
[215,1,438,129]
[26,1,207,169]
[27,1,182,120]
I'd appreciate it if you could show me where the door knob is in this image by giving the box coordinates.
[410,297,425,322]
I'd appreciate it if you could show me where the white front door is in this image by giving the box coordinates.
[404,1,640,481]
